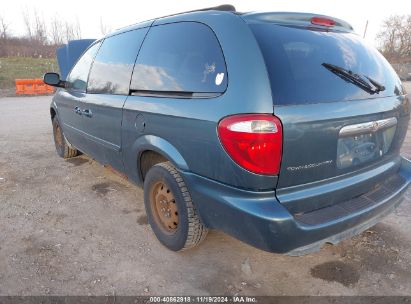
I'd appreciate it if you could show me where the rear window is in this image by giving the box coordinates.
[130,22,227,95]
[250,24,404,105]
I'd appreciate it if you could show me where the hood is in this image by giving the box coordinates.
[56,39,96,80]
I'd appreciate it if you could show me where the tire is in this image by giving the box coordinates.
[52,116,78,159]
[144,161,208,251]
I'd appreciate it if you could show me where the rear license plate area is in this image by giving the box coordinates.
[337,125,396,170]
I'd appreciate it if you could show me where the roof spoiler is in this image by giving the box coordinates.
[242,12,353,32]
[188,4,236,12]
[157,4,236,20]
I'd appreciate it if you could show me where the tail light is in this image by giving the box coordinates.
[217,114,283,175]
[311,17,336,27]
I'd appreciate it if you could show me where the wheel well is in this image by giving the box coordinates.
[140,150,168,181]
[50,108,56,119]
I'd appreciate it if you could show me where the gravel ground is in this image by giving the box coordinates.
[0,85,411,296]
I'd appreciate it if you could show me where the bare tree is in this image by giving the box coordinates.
[64,21,73,42]
[73,17,82,40]
[403,16,411,57]
[0,14,10,38]
[22,7,33,39]
[33,9,47,43]
[99,17,112,36]
[50,16,64,45]
[64,18,82,42]
[377,14,411,60]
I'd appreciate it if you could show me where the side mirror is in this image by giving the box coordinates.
[43,72,65,88]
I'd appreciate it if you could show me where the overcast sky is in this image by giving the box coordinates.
[2,0,411,46]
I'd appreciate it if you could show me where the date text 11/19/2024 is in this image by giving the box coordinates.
[149,296,258,303]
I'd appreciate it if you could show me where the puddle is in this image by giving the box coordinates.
[310,261,359,287]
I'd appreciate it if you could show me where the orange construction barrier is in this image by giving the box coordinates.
[15,79,55,95]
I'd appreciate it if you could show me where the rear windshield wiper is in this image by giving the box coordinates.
[322,63,385,94]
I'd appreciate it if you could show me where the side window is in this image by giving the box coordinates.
[66,42,101,92]
[88,29,147,95]
[130,22,227,95]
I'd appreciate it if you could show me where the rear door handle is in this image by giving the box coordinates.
[74,106,82,115]
[82,109,92,118]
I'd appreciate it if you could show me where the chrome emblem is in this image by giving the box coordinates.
[287,160,333,172]
[339,117,397,137]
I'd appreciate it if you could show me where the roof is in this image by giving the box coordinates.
[109,5,354,37]
[110,4,237,36]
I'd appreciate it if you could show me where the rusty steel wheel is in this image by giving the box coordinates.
[144,162,208,251]
[52,116,78,159]
[150,181,179,234]
[54,121,63,148]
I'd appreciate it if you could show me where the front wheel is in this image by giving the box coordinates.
[52,116,79,159]
[143,162,208,251]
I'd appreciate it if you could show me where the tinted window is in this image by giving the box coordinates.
[66,42,101,92]
[131,22,227,94]
[88,29,146,95]
[250,24,404,105]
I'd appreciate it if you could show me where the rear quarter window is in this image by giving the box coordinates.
[250,24,404,105]
[130,22,227,95]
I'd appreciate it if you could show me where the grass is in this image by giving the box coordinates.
[0,57,58,90]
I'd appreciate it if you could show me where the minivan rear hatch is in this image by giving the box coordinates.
[244,13,409,212]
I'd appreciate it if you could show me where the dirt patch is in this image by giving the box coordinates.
[193,265,239,295]
[40,211,68,226]
[1,96,411,296]
[353,225,411,278]
[91,182,113,196]
[91,182,124,196]
[20,151,49,161]
[329,223,410,276]
[0,88,16,97]
[19,235,62,277]
[137,215,148,225]
[122,209,132,214]
[66,157,89,166]
[122,208,140,215]
[23,237,58,257]
[310,261,360,287]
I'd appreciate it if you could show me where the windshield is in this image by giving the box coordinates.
[250,24,404,105]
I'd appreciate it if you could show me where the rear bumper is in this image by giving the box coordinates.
[181,157,411,255]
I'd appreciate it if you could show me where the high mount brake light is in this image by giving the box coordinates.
[311,17,336,27]
[217,114,283,175]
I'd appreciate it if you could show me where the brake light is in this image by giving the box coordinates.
[217,114,283,175]
[311,17,336,27]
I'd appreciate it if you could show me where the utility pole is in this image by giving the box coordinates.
[363,20,369,38]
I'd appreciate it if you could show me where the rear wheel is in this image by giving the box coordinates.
[144,162,208,251]
[52,117,78,158]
